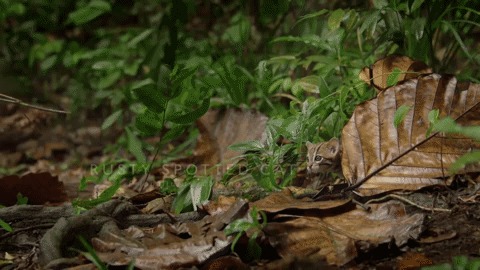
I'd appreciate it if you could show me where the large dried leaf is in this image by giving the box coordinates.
[264,201,424,266]
[90,199,247,269]
[342,73,480,195]
[358,55,432,92]
[252,188,351,213]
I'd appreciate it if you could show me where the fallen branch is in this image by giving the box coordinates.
[0,93,70,114]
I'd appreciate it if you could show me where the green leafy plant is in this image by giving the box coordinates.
[76,236,108,270]
[224,206,267,261]
[0,203,12,232]
[73,160,146,209]
[171,169,213,214]
[0,219,12,232]
[431,117,480,173]
[394,105,412,128]
[421,255,480,270]
[159,178,178,196]
[16,193,28,205]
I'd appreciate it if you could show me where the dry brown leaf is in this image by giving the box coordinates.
[418,228,457,244]
[141,197,173,214]
[358,55,432,92]
[343,73,480,195]
[94,230,230,269]
[251,188,351,213]
[203,195,238,216]
[264,201,424,266]
[265,216,356,265]
[91,199,248,269]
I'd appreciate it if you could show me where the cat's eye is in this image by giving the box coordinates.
[314,155,322,161]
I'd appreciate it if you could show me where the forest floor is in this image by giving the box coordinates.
[0,104,479,269]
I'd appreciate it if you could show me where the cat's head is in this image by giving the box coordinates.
[306,138,341,174]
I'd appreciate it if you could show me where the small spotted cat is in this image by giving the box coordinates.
[305,138,343,189]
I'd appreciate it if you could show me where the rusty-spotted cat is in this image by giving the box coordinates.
[305,138,343,188]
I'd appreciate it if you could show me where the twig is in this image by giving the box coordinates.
[0,93,70,114]
[365,194,451,212]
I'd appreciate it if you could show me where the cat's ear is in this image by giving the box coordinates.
[327,139,340,155]
[306,141,314,148]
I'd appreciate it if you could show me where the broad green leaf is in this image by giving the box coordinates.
[40,55,57,71]
[222,14,251,44]
[97,70,121,89]
[0,219,12,232]
[428,109,439,123]
[6,3,25,16]
[189,176,213,211]
[169,65,198,99]
[410,0,425,13]
[123,60,141,76]
[229,140,264,152]
[225,219,254,235]
[386,67,403,87]
[74,179,121,209]
[75,188,114,208]
[169,98,210,124]
[272,35,325,49]
[101,110,122,130]
[67,0,111,25]
[373,0,388,9]
[424,108,440,140]
[159,125,186,145]
[127,29,154,48]
[134,84,167,113]
[450,151,480,173]
[328,9,345,30]
[295,76,321,94]
[268,79,285,94]
[130,78,155,90]
[92,61,115,70]
[393,105,411,128]
[136,110,163,135]
[267,55,296,64]
[412,17,426,40]
[78,176,99,191]
[296,9,328,25]
[172,182,193,214]
[433,117,480,141]
[282,77,292,91]
[125,128,146,163]
[344,9,358,30]
[359,11,380,37]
